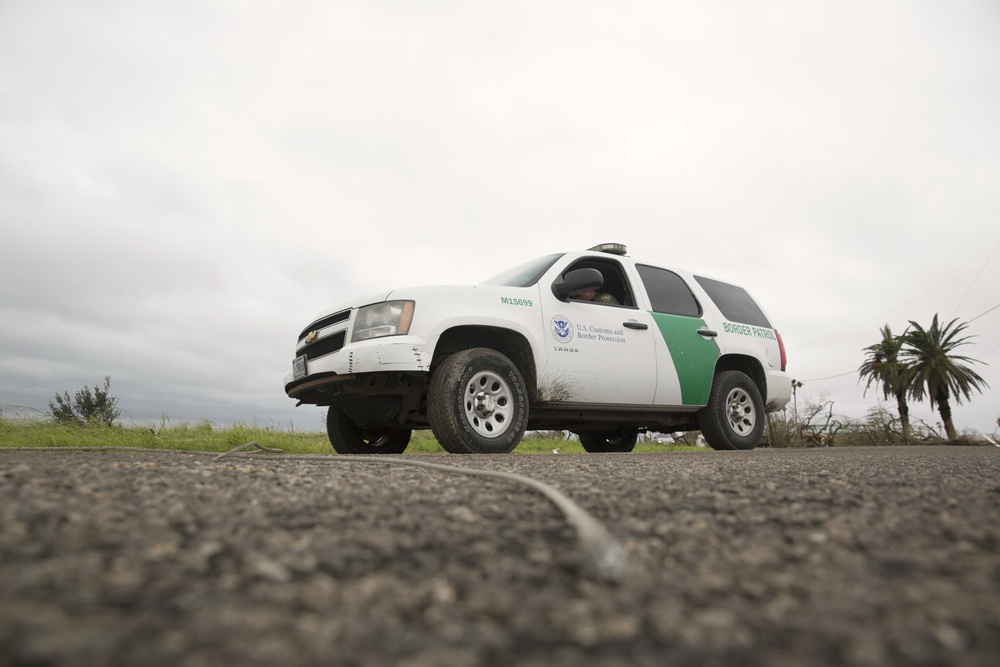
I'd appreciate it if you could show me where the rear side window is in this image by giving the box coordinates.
[695,276,772,328]
[636,265,701,317]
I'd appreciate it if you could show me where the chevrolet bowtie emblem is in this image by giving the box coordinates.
[304,331,318,344]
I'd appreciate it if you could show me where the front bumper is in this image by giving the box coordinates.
[284,337,433,400]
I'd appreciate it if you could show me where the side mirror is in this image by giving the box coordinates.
[552,268,604,299]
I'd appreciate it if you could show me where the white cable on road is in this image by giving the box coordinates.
[333,454,627,583]
[4,443,628,583]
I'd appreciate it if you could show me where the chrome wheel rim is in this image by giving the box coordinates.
[464,370,513,438]
[725,387,757,436]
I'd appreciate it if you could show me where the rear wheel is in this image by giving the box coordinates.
[326,406,411,454]
[427,348,528,454]
[697,370,764,450]
[578,428,639,453]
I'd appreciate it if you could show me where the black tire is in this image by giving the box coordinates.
[427,348,528,454]
[326,406,411,454]
[578,428,639,453]
[697,370,764,451]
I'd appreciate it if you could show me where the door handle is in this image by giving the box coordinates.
[624,321,648,330]
[696,328,718,337]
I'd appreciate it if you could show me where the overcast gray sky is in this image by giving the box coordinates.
[2,0,998,436]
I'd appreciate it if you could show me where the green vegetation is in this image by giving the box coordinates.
[49,376,121,427]
[856,314,989,441]
[858,324,913,441]
[4,407,991,453]
[0,414,700,455]
[901,315,990,440]
[766,313,994,447]
[764,395,991,448]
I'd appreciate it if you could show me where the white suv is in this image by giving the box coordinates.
[285,244,791,454]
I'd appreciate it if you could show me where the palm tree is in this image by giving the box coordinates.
[858,324,913,442]
[901,314,990,440]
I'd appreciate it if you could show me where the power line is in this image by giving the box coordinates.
[800,255,1000,348]
[803,313,1000,382]
[794,247,1000,388]
[968,302,1000,324]
[951,238,1000,319]
[800,370,857,382]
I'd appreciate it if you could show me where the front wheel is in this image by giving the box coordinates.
[427,348,528,454]
[326,406,411,454]
[578,428,639,453]
[697,371,764,451]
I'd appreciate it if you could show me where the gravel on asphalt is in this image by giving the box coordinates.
[1,445,999,666]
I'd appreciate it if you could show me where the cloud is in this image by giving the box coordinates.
[2,1,999,433]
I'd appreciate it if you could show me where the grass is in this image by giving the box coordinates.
[0,415,703,455]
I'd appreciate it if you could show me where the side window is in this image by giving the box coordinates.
[636,264,701,317]
[561,259,635,307]
[694,275,772,327]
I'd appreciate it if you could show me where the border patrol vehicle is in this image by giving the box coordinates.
[285,244,791,454]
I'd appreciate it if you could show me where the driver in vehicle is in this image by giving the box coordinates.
[570,288,619,304]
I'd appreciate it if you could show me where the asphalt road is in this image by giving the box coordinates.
[1,445,998,666]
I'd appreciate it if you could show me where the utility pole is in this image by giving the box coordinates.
[791,379,803,426]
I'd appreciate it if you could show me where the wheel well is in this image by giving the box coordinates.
[432,326,537,400]
[715,354,766,399]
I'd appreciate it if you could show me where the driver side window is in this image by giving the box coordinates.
[561,259,635,307]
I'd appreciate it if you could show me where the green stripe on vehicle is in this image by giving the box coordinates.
[650,312,720,405]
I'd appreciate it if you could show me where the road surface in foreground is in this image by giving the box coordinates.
[1,445,998,666]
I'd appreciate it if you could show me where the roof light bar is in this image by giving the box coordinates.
[588,243,627,256]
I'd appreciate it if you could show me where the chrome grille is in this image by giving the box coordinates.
[299,331,346,360]
[298,309,351,342]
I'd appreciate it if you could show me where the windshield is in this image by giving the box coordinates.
[481,253,563,287]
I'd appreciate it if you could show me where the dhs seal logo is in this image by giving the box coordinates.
[550,316,574,344]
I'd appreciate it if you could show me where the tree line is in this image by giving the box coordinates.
[858,314,989,441]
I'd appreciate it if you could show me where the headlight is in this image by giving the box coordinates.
[351,300,415,343]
